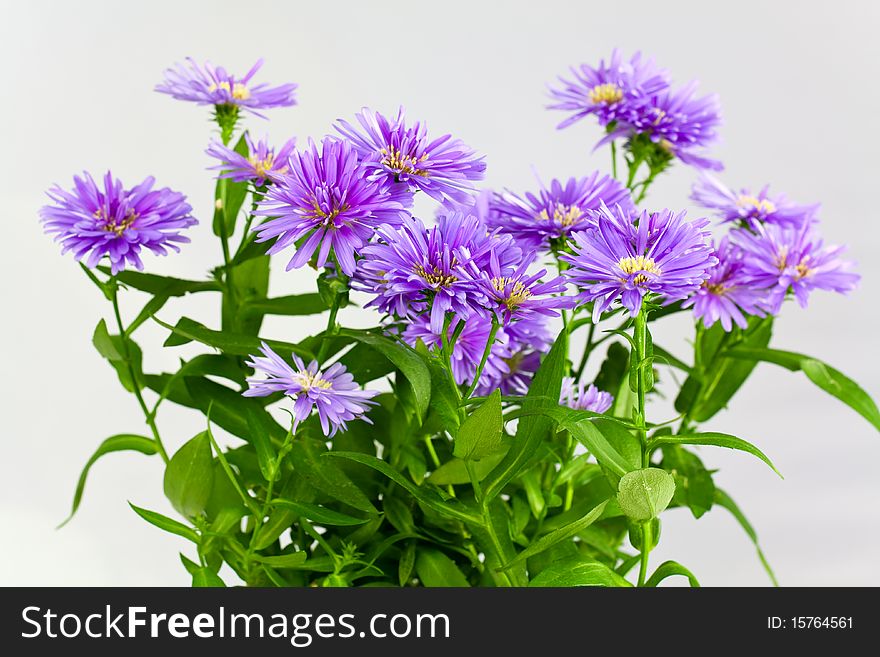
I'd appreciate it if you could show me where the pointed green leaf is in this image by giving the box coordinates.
[529,557,632,587]
[192,568,226,587]
[714,488,778,586]
[454,389,504,460]
[163,431,215,518]
[645,560,700,587]
[156,315,313,358]
[128,503,199,543]
[60,434,156,527]
[291,439,376,514]
[415,549,470,587]
[269,500,370,526]
[651,431,782,478]
[240,293,328,317]
[92,319,122,361]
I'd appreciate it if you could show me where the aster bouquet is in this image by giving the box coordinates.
[42,53,877,588]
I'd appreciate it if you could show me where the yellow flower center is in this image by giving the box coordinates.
[618,255,660,286]
[704,281,727,295]
[309,199,349,224]
[588,83,624,105]
[414,263,457,287]
[293,370,333,391]
[736,194,777,214]
[380,146,429,177]
[491,277,533,310]
[209,81,251,100]
[537,203,582,228]
[95,208,137,236]
[248,154,282,178]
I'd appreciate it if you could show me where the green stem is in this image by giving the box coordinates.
[634,306,649,465]
[610,141,618,179]
[316,293,342,363]
[574,321,597,380]
[464,314,500,398]
[637,521,653,587]
[109,281,169,463]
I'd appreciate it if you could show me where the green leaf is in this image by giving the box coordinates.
[92,319,122,361]
[240,293,328,317]
[423,358,462,433]
[163,431,215,518]
[245,406,278,481]
[428,452,506,486]
[399,541,416,586]
[528,557,632,587]
[714,488,778,586]
[661,445,715,518]
[128,503,199,543]
[645,560,700,587]
[213,133,249,236]
[269,500,370,526]
[125,294,170,337]
[616,468,676,522]
[415,549,470,587]
[652,344,692,373]
[726,347,880,432]
[325,452,480,525]
[185,377,287,442]
[60,434,156,527]
[338,343,396,384]
[651,432,782,478]
[225,255,270,335]
[192,568,226,587]
[454,389,504,460]
[484,328,568,502]
[499,501,608,571]
[252,552,310,568]
[157,316,313,358]
[676,317,773,421]
[593,342,630,397]
[290,439,376,514]
[98,267,221,296]
[340,330,431,420]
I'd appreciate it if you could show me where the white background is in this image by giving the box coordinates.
[1,0,878,586]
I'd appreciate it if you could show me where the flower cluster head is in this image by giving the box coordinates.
[681,237,767,331]
[335,107,486,204]
[732,222,859,314]
[560,378,614,414]
[156,58,297,116]
[563,203,717,321]
[40,171,196,274]
[550,50,722,171]
[244,343,379,437]
[475,256,574,324]
[548,50,670,129]
[354,211,521,332]
[207,133,296,186]
[487,173,634,249]
[253,138,411,276]
[691,174,819,229]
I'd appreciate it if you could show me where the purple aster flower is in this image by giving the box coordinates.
[156,58,297,116]
[403,314,513,391]
[243,343,379,437]
[732,223,859,314]
[691,174,819,229]
[335,107,486,204]
[487,173,635,248]
[562,203,717,321]
[548,50,670,129]
[490,349,543,396]
[475,255,574,324]
[40,171,196,275]
[354,212,521,332]
[253,138,411,276]
[612,82,723,171]
[681,237,767,331]
[560,378,614,413]
[206,133,296,185]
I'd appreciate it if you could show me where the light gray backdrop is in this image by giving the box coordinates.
[2,0,878,586]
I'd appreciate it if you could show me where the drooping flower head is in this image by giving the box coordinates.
[562,203,717,321]
[206,133,296,185]
[560,378,614,413]
[487,173,635,248]
[403,314,513,391]
[732,223,859,314]
[243,343,379,437]
[548,50,670,129]
[616,82,723,171]
[354,212,521,332]
[681,237,767,331]
[40,171,196,274]
[335,107,486,203]
[253,138,411,276]
[475,255,574,325]
[691,174,819,229]
[156,58,297,115]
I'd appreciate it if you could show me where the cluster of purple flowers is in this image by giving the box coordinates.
[549,49,722,171]
[40,54,862,437]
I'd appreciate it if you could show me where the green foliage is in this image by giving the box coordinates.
[616,468,676,522]
[164,432,215,518]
